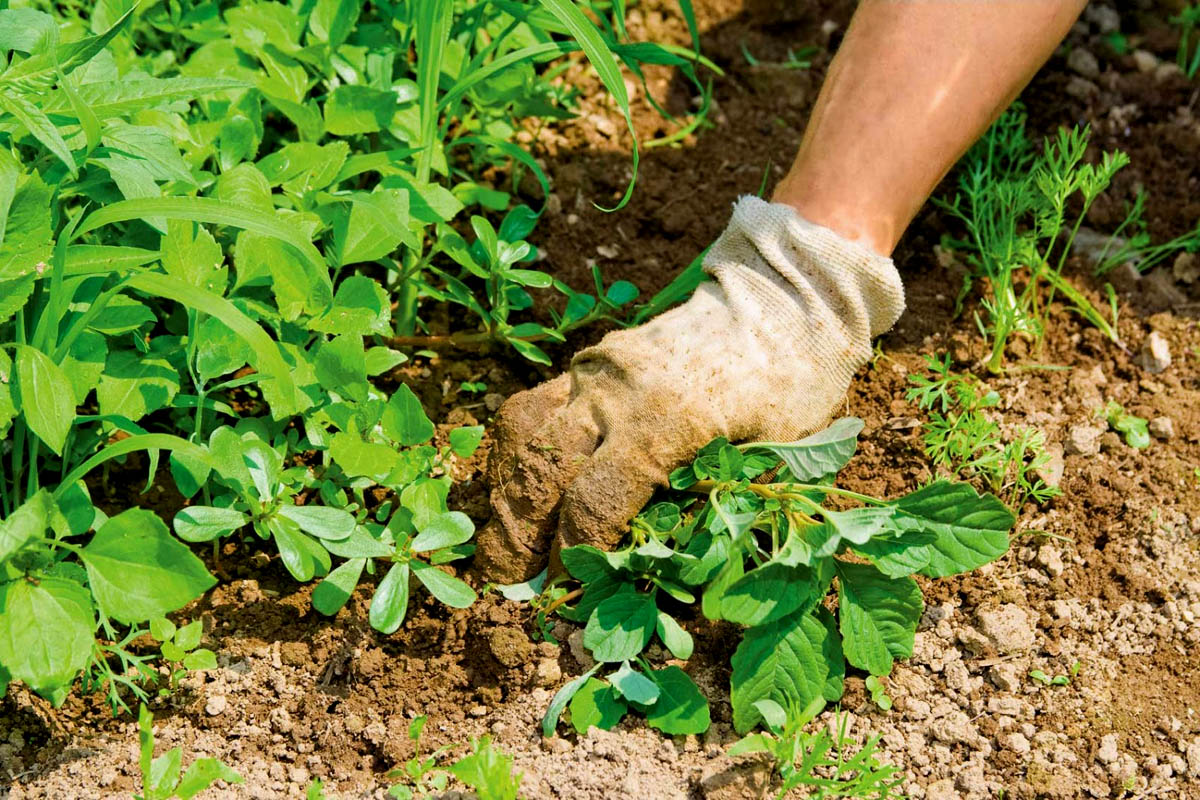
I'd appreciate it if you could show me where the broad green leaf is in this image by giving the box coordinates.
[323,526,393,559]
[310,275,391,335]
[277,505,356,541]
[308,0,360,46]
[14,345,75,455]
[61,330,107,406]
[447,738,521,800]
[313,558,365,616]
[0,489,52,563]
[270,519,330,582]
[329,433,399,483]
[369,562,411,634]
[411,511,474,552]
[448,425,484,458]
[729,608,841,733]
[175,620,203,651]
[850,532,935,578]
[81,508,216,624]
[195,317,252,383]
[324,85,395,136]
[583,590,657,663]
[610,661,659,704]
[96,349,179,423]
[399,478,449,530]
[0,9,56,54]
[836,561,923,676]
[741,417,863,482]
[382,383,435,445]
[175,758,243,799]
[718,562,821,627]
[892,480,1014,578]
[655,612,694,660]
[0,576,93,700]
[560,545,618,584]
[101,121,194,185]
[173,506,248,543]
[542,665,600,737]
[411,561,476,608]
[182,649,218,671]
[644,666,709,735]
[257,141,347,190]
[569,677,626,733]
[314,334,368,403]
[162,219,226,294]
[149,617,176,643]
[700,548,744,620]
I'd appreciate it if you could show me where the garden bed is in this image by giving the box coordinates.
[4,1,1200,798]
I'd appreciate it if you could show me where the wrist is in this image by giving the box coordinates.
[770,174,902,258]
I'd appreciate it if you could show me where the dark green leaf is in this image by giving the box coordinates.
[836,561,923,676]
[892,480,1014,578]
[0,576,94,700]
[644,666,709,735]
[583,590,656,662]
[742,417,863,482]
[719,562,821,626]
[569,677,627,734]
[411,561,476,608]
[14,345,74,455]
[369,562,411,634]
[411,511,474,552]
[313,558,365,616]
[383,383,435,446]
[173,506,248,543]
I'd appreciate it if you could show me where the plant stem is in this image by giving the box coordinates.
[544,588,583,616]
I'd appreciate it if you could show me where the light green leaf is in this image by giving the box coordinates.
[0,576,94,700]
[14,344,75,455]
[892,480,1014,578]
[0,93,76,177]
[309,275,391,335]
[411,560,476,608]
[313,558,365,616]
[176,758,242,799]
[741,417,863,482]
[583,590,657,663]
[369,562,411,634]
[644,666,709,735]
[314,334,368,403]
[836,561,923,676]
[569,677,626,734]
[81,508,216,624]
[277,505,356,541]
[655,612,693,660]
[718,561,822,627]
[0,489,52,563]
[324,85,395,136]
[543,665,600,737]
[448,425,484,458]
[173,506,248,543]
[729,608,842,733]
[610,662,659,705]
[411,511,474,552]
[96,349,179,423]
[329,433,399,483]
[383,383,435,446]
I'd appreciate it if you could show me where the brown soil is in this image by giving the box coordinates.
[6,1,1200,799]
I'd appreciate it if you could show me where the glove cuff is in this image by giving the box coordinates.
[703,195,906,342]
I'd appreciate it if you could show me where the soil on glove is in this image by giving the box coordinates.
[6,1,1200,798]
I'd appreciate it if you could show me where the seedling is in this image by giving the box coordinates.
[135,705,241,800]
[150,618,218,694]
[865,675,893,712]
[907,353,1060,508]
[1029,660,1080,687]
[388,716,524,800]
[1100,401,1150,449]
[1173,5,1200,78]
[541,418,1015,736]
[728,698,905,799]
[938,106,1132,371]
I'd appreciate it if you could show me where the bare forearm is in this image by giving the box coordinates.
[773,0,1087,255]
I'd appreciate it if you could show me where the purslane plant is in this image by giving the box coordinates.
[540,418,1015,736]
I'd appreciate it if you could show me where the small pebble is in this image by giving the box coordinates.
[1136,331,1171,373]
[205,695,228,716]
[1149,416,1175,440]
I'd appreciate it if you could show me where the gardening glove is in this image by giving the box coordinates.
[475,196,905,584]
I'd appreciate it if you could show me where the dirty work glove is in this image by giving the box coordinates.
[475,196,905,584]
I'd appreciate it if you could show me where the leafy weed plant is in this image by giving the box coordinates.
[938,106,1130,371]
[386,715,524,800]
[907,353,1060,508]
[539,418,1015,736]
[136,704,241,800]
[1174,4,1200,79]
[0,0,712,709]
[729,698,905,800]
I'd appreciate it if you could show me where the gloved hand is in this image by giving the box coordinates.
[475,196,905,584]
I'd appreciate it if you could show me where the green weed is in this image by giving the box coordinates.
[907,353,1060,509]
[1174,4,1200,78]
[728,698,906,799]
[387,716,524,800]
[937,106,1130,372]
[0,0,713,711]
[538,418,1015,737]
[135,704,241,800]
[1100,401,1150,449]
